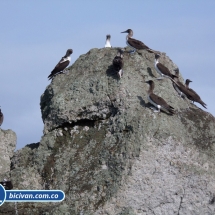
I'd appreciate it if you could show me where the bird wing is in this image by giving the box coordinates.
[174,81,199,102]
[150,93,173,109]
[188,88,200,100]
[48,58,70,79]
[128,38,149,50]
[156,63,172,77]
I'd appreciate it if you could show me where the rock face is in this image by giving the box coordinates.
[0,129,16,174]
[1,48,215,215]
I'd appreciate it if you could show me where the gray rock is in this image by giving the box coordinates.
[0,129,16,174]
[1,48,215,215]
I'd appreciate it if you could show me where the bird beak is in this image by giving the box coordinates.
[121,30,127,33]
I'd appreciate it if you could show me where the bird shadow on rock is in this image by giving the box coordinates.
[147,67,156,78]
[106,65,119,80]
[137,96,148,108]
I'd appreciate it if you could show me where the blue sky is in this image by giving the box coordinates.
[0,1,214,150]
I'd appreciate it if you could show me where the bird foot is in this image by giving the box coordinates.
[156,77,164,80]
[178,94,186,99]
[149,106,160,112]
[62,69,68,74]
[153,109,160,113]
[128,49,136,54]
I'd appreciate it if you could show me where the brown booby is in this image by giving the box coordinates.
[145,80,174,114]
[105,34,112,48]
[185,79,207,109]
[172,68,186,98]
[0,108,3,126]
[154,54,174,80]
[121,29,156,53]
[171,75,207,109]
[113,49,124,78]
[48,49,73,80]
[0,179,13,190]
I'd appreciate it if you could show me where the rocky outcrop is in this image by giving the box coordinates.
[1,48,215,215]
[0,129,16,174]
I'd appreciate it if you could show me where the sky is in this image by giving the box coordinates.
[0,1,214,150]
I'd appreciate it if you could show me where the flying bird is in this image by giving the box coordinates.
[185,79,207,109]
[113,49,124,79]
[48,49,73,80]
[154,54,174,80]
[0,179,13,190]
[105,34,112,48]
[145,80,174,114]
[0,108,3,126]
[121,29,156,53]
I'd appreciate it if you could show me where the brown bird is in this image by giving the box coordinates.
[171,74,207,109]
[145,80,174,114]
[172,68,186,98]
[121,29,157,54]
[0,108,3,126]
[0,179,13,190]
[154,54,174,80]
[113,49,124,79]
[48,49,73,80]
[185,79,207,109]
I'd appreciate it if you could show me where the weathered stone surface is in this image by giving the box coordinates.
[0,129,16,174]
[1,48,215,215]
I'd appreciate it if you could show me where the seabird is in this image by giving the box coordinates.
[48,49,73,80]
[105,34,112,48]
[185,79,207,109]
[172,68,186,98]
[171,75,207,109]
[121,29,156,53]
[0,108,3,126]
[113,49,124,79]
[145,80,174,114]
[154,54,174,80]
[0,179,13,190]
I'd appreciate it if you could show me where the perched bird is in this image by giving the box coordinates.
[185,79,207,109]
[121,29,156,53]
[105,34,112,48]
[0,179,13,190]
[0,108,3,126]
[48,49,73,80]
[154,54,174,80]
[113,49,124,79]
[171,75,207,109]
[172,68,186,98]
[145,80,174,114]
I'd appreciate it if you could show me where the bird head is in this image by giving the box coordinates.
[106,34,111,40]
[186,79,192,83]
[121,29,132,33]
[173,68,179,77]
[66,49,73,56]
[145,80,153,85]
[155,53,161,59]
